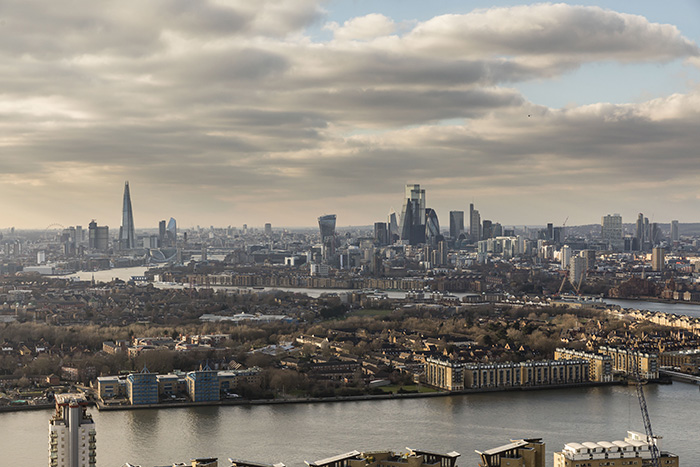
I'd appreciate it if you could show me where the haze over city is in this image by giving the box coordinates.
[3,0,700,229]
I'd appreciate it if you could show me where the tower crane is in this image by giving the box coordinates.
[634,354,661,467]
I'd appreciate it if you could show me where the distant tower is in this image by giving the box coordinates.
[449,211,464,239]
[119,181,136,250]
[671,220,679,244]
[318,214,337,261]
[49,393,96,467]
[399,184,426,245]
[425,208,440,245]
[166,217,177,245]
[264,223,272,235]
[652,247,665,272]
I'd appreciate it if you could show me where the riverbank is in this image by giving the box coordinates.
[94,380,619,411]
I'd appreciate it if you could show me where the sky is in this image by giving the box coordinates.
[2,1,700,230]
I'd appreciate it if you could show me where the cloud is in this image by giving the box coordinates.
[0,1,699,227]
[327,13,396,41]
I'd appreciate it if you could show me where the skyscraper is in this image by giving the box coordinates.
[425,208,440,245]
[166,217,177,245]
[469,203,481,242]
[398,184,426,245]
[49,394,96,467]
[601,213,623,250]
[318,214,337,260]
[449,211,464,239]
[387,210,399,244]
[671,220,679,243]
[119,181,136,250]
[374,222,388,246]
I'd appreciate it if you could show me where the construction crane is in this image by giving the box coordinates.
[634,355,661,467]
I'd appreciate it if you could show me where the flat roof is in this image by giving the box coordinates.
[305,451,361,467]
[228,458,285,467]
[408,448,460,458]
[476,440,529,456]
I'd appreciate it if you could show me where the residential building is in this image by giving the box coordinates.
[652,247,665,272]
[49,394,97,467]
[127,368,158,405]
[553,431,678,467]
[186,365,220,402]
[598,346,658,379]
[601,213,623,250]
[476,438,545,467]
[554,348,613,382]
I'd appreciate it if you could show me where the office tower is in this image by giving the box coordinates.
[553,226,564,244]
[425,208,440,245]
[449,211,464,239]
[387,210,399,243]
[601,214,623,250]
[493,223,503,238]
[88,221,109,251]
[469,203,481,242]
[167,217,177,245]
[318,214,337,260]
[671,220,679,243]
[547,223,554,241]
[158,220,166,246]
[635,213,645,246]
[49,394,96,467]
[264,223,272,235]
[561,245,571,269]
[652,247,665,272]
[482,220,493,239]
[399,184,426,245]
[118,181,136,250]
[374,222,388,246]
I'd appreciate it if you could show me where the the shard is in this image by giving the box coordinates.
[119,181,136,250]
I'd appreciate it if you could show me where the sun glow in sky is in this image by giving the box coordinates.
[2,1,700,229]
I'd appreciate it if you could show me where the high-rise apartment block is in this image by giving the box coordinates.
[652,247,665,272]
[49,394,96,467]
[118,181,136,250]
[601,214,623,250]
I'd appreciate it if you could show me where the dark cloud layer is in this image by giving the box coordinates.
[1,1,699,227]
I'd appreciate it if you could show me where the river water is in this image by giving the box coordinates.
[3,383,698,467]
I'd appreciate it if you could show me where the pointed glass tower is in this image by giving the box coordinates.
[119,181,136,250]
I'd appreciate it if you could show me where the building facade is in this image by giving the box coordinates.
[598,346,658,380]
[554,348,613,382]
[49,394,96,467]
[127,369,158,405]
[553,431,678,467]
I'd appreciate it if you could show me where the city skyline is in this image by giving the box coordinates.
[2,1,700,228]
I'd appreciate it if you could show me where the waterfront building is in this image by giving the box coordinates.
[119,181,136,250]
[49,393,96,467]
[601,213,623,250]
[96,375,126,400]
[424,357,464,391]
[186,365,220,402]
[658,348,700,373]
[554,348,613,382]
[127,368,158,405]
[476,438,545,467]
[553,431,678,467]
[598,346,658,380]
[424,358,588,391]
[305,448,459,467]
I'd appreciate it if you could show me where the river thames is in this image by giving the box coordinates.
[3,382,699,466]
